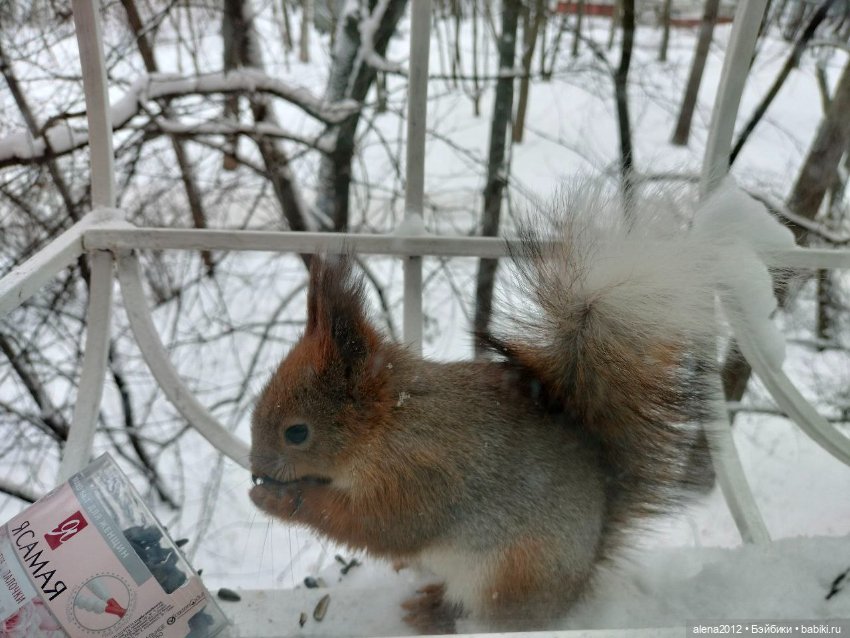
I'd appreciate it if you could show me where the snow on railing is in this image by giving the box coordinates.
[2,0,850,578]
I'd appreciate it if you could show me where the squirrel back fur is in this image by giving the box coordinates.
[249,188,721,631]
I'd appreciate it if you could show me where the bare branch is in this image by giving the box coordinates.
[0,334,70,442]
[148,118,336,153]
[0,479,38,503]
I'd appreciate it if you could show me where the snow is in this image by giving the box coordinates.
[1,5,849,637]
[221,536,850,635]
[694,178,797,367]
[357,0,405,75]
[568,536,850,630]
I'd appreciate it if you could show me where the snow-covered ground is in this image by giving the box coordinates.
[220,535,850,635]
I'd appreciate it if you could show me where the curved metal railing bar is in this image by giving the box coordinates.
[706,383,772,544]
[116,252,251,468]
[694,0,850,529]
[731,313,850,466]
[59,250,114,481]
[703,374,771,541]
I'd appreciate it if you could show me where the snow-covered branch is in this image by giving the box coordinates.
[134,70,360,123]
[356,0,405,76]
[0,70,359,168]
[747,190,850,245]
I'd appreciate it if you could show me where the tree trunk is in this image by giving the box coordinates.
[472,0,481,116]
[658,0,673,62]
[544,13,569,79]
[608,0,622,49]
[316,0,409,231]
[616,0,636,208]
[538,3,548,73]
[223,0,314,241]
[816,148,850,347]
[223,0,251,171]
[671,0,721,146]
[280,0,294,51]
[300,0,313,62]
[451,0,462,87]
[787,62,850,221]
[473,0,520,349]
[572,0,586,57]
[514,0,546,143]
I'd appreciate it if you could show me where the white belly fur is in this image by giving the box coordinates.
[417,543,494,616]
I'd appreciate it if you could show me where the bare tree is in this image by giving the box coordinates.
[301,0,314,62]
[316,0,409,231]
[513,0,546,143]
[787,59,850,221]
[474,0,520,347]
[671,0,721,146]
[223,0,316,236]
[658,0,673,62]
[573,0,587,58]
[616,0,636,205]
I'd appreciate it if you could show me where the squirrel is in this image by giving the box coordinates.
[249,190,723,632]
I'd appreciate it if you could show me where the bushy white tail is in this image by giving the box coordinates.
[481,185,734,530]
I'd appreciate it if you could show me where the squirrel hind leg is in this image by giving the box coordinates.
[401,583,463,634]
[478,538,591,631]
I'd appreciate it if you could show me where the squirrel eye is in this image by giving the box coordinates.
[284,423,310,445]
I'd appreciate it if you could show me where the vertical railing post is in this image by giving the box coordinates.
[60,0,119,480]
[59,250,114,481]
[72,0,117,210]
[402,0,432,355]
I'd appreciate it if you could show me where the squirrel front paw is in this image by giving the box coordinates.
[249,480,307,519]
[401,583,462,635]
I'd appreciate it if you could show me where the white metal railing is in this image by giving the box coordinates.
[1,0,850,629]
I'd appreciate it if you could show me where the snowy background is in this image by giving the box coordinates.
[1,0,849,632]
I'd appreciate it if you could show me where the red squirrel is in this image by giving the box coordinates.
[249,196,719,631]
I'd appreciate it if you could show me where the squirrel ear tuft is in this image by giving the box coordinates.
[306,256,377,372]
